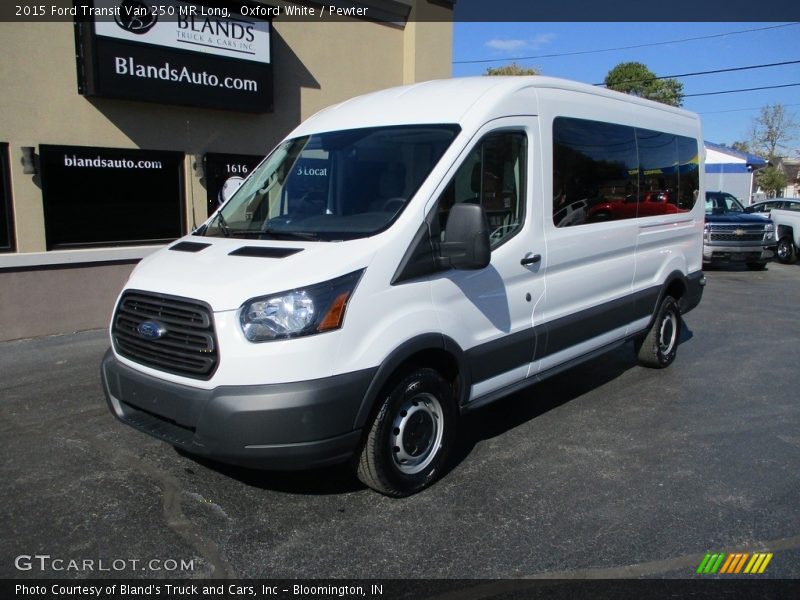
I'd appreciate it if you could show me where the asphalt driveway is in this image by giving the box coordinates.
[1,263,798,580]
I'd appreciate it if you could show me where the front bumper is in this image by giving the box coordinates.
[702,244,775,264]
[101,350,375,470]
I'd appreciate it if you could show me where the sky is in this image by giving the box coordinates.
[452,22,800,156]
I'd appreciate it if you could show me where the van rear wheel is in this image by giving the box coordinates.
[356,368,456,497]
[635,295,680,369]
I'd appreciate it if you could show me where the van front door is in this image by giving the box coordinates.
[429,118,545,404]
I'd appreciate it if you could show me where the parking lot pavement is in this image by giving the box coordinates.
[1,263,799,580]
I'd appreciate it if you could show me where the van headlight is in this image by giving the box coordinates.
[240,270,364,342]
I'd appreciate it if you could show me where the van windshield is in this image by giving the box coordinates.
[201,125,459,241]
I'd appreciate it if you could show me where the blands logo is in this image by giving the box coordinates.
[114,0,158,34]
[696,552,773,575]
[93,0,271,64]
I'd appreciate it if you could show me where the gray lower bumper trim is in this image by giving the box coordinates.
[101,350,375,470]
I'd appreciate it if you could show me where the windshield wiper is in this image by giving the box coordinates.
[261,228,321,241]
[215,212,231,238]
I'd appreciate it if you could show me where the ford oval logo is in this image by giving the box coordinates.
[137,320,167,340]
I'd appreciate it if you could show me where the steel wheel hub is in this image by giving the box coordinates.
[659,311,678,355]
[390,392,444,475]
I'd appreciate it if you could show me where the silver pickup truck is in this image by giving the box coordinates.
[704,191,776,270]
[770,208,800,264]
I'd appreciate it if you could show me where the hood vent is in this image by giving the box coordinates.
[229,246,303,258]
[170,241,211,253]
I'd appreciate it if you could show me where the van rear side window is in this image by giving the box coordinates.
[553,117,700,227]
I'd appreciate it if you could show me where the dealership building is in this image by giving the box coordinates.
[0,0,453,341]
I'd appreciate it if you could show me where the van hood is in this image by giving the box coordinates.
[126,236,376,311]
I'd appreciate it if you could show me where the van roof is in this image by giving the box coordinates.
[291,76,699,136]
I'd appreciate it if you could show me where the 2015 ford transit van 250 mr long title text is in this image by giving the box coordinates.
[101,77,706,496]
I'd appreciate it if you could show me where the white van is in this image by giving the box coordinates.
[102,77,706,496]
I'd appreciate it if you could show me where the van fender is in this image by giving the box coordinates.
[351,334,471,430]
[641,269,691,332]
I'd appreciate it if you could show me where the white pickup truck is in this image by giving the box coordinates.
[771,208,800,263]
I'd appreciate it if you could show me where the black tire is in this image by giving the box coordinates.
[746,262,767,270]
[635,295,681,369]
[356,368,456,497]
[776,236,797,264]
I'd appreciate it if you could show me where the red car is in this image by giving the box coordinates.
[588,191,687,221]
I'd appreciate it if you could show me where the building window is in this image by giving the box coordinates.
[39,145,185,250]
[0,143,14,252]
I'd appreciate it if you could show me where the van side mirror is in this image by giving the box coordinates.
[438,203,491,270]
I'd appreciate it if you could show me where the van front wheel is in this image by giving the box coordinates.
[356,368,456,497]
[635,295,680,369]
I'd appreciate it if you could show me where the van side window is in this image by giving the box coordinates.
[553,117,700,227]
[637,129,679,209]
[437,131,526,248]
[676,135,700,210]
[553,118,637,227]
[637,129,700,212]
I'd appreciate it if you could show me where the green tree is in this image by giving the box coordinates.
[748,104,798,160]
[731,141,751,154]
[484,62,539,76]
[756,166,788,197]
[604,62,684,107]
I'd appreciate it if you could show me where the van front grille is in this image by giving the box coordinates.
[112,291,218,379]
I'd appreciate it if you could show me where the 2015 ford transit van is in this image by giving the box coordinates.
[101,77,706,496]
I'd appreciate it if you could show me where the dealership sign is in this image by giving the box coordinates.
[74,0,273,112]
